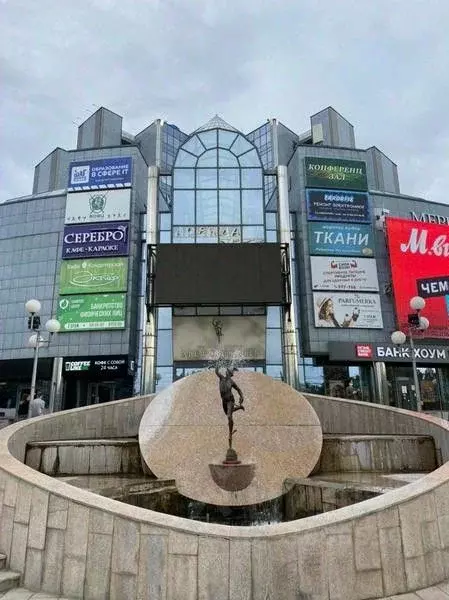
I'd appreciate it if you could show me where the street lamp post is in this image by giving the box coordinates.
[25,299,60,418]
[391,296,429,411]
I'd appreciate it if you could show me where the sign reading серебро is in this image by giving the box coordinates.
[62,222,129,259]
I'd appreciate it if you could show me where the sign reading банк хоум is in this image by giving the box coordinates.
[56,293,126,331]
[305,157,368,191]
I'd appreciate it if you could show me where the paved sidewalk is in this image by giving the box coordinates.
[383,581,449,599]
[0,581,448,599]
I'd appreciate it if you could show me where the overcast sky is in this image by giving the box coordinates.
[2,0,449,204]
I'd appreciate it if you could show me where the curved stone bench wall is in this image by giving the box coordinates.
[0,394,447,599]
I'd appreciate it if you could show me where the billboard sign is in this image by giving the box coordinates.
[68,157,132,191]
[306,189,370,223]
[313,292,383,329]
[62,222,129,259]
[59,257,128,295]
[56,293,126,331]
[304,157,368,191]
[386,217,449,338]
[329,342,449,364]
[310,257,379,292]
[65,189,130,224]
[63,355,131,378]
[173,315,266,361]
[308,222,374,257]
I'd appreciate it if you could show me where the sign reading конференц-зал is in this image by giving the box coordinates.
[305,157,368,191]
[56,293,126,331]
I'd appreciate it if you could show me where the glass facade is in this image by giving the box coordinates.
[155,126,282,391]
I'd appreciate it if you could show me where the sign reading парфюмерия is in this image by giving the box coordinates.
[305,157,368,191]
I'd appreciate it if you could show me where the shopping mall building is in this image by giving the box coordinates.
[0,106,448,416]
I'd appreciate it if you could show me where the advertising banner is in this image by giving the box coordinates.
[65,189,130,224]
[305,157,368,191]
[386,217,449,338]
[68,157,132,191]
[56,293,126,331]
[310,257,379,292]
[313,292,383,329]
[62,222,129,259]
[329,341,449,364]
[59,257,128,295]
[306,189,370,223]
[308,222,374,256]
[63,355,131,378]
[173,316,266,361]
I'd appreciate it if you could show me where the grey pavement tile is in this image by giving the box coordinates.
[0,591,34,600]
[383,594,420,599]
[416,588,449,599]
[436,583,449,595]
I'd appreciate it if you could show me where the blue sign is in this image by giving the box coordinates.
[306,189,371,223]
[68,157,132,191]
[62,222,129,259]
[308,222,375,257]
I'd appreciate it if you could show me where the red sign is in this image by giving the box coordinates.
[356,344,373,358]
[386,217,449,338]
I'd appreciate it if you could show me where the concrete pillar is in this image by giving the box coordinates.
[277,165,299,389]
[141,166,159,395]
[373,361,389,405]
[49,357,63,412]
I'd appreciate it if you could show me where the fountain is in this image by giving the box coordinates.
[138,367,323,512]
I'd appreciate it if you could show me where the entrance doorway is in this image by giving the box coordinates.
[394,376,416,411]
[87,382,116,404]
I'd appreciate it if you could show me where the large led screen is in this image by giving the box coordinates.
[155,243,282,305]
[386,217,449,338]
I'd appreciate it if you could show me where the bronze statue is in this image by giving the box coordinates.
[215,366,244,454]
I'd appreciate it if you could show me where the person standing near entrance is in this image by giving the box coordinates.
[29,390,46,417]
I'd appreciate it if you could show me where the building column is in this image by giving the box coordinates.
[49,357,63,412]
[141,165,159,395]
[277,165,299,389]
[373,361,389,405]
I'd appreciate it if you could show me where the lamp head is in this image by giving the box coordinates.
[45,319,61,334]
[418,316,430,331]
[391,330,407,345]
[25,299,41,315]
[410,296,425,311]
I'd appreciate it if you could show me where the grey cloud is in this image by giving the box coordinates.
[1,0,449,204]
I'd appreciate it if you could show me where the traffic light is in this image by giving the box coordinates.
[28,315,41,330]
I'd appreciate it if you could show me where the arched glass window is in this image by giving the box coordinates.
[172,128,265,243]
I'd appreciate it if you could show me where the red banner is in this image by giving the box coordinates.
[386,217,449,338]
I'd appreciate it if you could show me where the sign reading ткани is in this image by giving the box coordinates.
[305,157,368,191]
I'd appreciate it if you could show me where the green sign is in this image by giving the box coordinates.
[57,293,126,331]
[305,157,368,191]
[59,257,128,295]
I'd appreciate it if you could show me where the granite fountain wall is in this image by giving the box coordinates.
[0,393,448,599]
